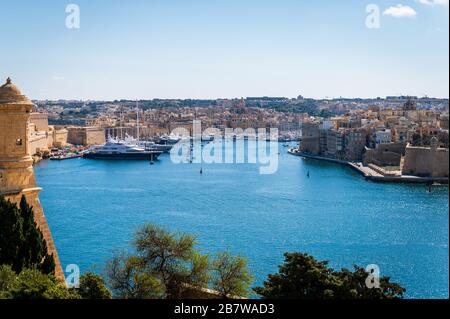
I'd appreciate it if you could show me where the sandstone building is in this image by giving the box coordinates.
[0,78,64,281]
[67,126,105,146]
[28,112,68,156]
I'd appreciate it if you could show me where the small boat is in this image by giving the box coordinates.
[50,153,82,161]
[432,182,442,186]
[201,135,214,142]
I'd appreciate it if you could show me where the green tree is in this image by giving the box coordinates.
[254,252,405,299]
[131,224,209,299]
[18,196,55,274]
[254,253,338,299]
[78,272,112,299]
[211,252,253,298]
[0,265,16,298]
[106,252,164,299]
[335,266,406,299]
[0,266,80,299]
[0,196,55,275]
[0,198,22,272]
[106,224,251,299]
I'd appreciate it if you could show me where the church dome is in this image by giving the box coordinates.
[0,78,32,104]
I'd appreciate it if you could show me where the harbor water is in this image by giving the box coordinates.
[34,141,449,298]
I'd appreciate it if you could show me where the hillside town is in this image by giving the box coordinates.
[28,95,449,180]
[296,98,449,180]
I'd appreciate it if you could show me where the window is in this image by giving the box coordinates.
[16,139,23,146]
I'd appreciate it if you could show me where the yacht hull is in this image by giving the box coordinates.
[83,152,162,161]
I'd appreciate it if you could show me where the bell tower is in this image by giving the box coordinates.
[0,77,64,281]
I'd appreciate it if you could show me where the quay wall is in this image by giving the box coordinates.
[288,149,449,184]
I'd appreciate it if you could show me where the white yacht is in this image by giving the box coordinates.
[122,134,173,153]
[155,135,182,145]
[84,138,162,161]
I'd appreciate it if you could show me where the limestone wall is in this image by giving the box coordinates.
[52,128,68,148]
[67,127,85,145]
[67,127,105,146]
[86,127,106,145]
[29,132,50,155]
[363,143,406,167]
[401,146,449,177]
[30,113,49,132]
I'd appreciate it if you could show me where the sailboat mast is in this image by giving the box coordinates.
[136,100,140,143]
[120,107,123,140]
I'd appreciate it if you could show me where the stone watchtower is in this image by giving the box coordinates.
[0,78,64,281]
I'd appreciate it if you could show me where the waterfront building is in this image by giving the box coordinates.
[325,129,344,159]
[0,78,64,280]
[345,129,367,161]
[300,121,321,155]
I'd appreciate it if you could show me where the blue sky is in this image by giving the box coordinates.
[0,0,448,100]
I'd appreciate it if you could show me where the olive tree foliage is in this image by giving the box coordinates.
[106,225,209,299]
[106,252,163,299]
[106,224,253,299]
[211,252,253,298]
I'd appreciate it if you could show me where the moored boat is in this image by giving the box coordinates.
[84,139,162,161]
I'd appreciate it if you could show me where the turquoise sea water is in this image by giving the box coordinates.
[34,141,449,298]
